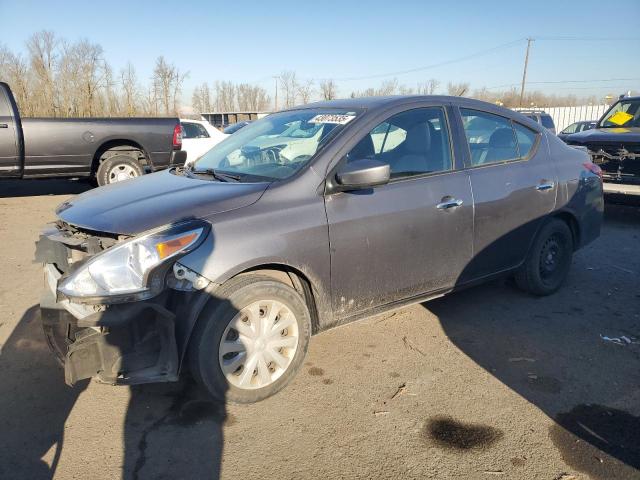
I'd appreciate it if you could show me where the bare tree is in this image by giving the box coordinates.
[447,82,469,97]
[120,62,139,116]
[377,78,398,96]
[279,70,298,108]
[26,30,59,116]
[103,61,119,115]
[152,56,188,115]
[200,82,212,111]
[214,81,236,111]
[0,47,31,115]
[398,84,414,95]
[237,83,269,111]
[319,79,337,100]
[297,79,314,105]
[418,78,440,95]
[192,85,203,113]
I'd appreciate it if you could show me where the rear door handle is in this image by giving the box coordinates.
[0,124,8,128]
[436,198,463,210]
[536,181,555,191]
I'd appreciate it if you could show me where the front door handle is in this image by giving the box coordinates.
[0,124,8,128]
[436,198,463,210]
[536,181,555,191]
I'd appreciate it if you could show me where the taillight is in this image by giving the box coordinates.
[172,124,182,149]
[583,162,603,180]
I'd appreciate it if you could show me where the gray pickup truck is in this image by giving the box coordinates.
[0,82,186,186]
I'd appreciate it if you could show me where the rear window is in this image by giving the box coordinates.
[541,115,555,129]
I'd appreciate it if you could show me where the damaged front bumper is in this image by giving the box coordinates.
[36,225,211,387]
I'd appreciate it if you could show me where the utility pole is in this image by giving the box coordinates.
[519,38,533,107]
[273,76,279,111]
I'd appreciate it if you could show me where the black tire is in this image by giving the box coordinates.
[515,218,573,296]
[188,274,312,404]
[95,153,143,186]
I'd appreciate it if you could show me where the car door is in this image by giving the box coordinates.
[325,106,473,318]
[456,107,557,282]
[0,84,21,177]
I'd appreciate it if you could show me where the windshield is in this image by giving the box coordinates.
[193,109,360,181]
[600,99,640,128]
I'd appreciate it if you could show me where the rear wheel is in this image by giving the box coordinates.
[189,274,311,403]
[95,151,144,186]
[515,218,573,296]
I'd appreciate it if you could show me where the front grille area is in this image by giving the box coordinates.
[586,143,640,184]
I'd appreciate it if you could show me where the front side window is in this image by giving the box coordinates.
[194,109,360,180]
[562,122,578,134]
[461,109,519,166]
[346,107,452,179]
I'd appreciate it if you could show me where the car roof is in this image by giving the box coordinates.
[180,118,207,124]
[285,95,530,116]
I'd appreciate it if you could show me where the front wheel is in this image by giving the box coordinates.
[189,274,311,403]
[515,218,573,296]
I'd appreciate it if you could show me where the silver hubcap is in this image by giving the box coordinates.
[219,300,299,390]
[108,163,138,183]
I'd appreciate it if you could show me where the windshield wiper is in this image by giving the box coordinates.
[187,167,242,182]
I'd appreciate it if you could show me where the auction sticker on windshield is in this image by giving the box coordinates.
[607,111,634,126]
[309,114,356,125]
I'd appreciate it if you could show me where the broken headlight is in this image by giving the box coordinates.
[58,221,209,303]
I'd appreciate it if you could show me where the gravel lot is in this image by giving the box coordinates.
[0,179,638,480]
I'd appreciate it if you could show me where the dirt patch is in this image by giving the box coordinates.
[424,416,504,451]
[549,404,640,480]
[308,367,324,376]
[322,379,333,385]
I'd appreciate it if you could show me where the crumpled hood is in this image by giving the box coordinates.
[56,169,269,235]
[566,127,640,144]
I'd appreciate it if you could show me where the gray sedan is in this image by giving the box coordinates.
[37,96,604,403]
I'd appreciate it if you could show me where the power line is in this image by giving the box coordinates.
[331,38,526,82]
[487,78,640,90]
[534,35,640,41]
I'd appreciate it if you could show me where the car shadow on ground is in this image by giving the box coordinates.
[0,179,92,198]
[0,305,228,480]
[425,203,640,480]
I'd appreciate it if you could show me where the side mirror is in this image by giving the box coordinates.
[335,159,390,190]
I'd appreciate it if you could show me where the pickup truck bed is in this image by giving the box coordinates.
[0,82,186,185]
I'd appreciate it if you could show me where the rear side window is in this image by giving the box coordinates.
[541,115,555,129]
[514,123,538,158]
[182,122,210,139]
[460,109,519,166]
[346,107,453,179]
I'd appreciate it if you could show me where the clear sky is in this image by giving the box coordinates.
[1,0,639,102]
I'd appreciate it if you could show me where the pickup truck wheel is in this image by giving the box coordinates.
[189,274,311,403]
[515,219,573,296]
[96,154,143,186]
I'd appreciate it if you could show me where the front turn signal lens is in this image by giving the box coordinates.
[156,232,199,259]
